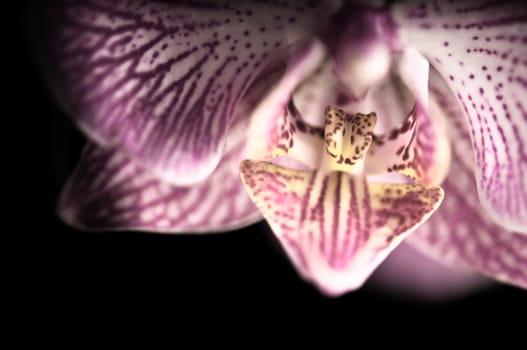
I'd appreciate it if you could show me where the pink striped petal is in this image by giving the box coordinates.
[406,70,527,288]
[35,0,336,185]
[239,160,444,296]
[59,117,261,233]
[392,0,527,232]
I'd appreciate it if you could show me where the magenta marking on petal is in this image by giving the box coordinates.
[58,94,266,233]
[239,160,443,296]
[35,0,334,185]
[407,73,527,288]
[393,0,527,231]
[60,140,262,233]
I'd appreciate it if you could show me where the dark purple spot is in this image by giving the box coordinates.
[336,94,349,105]
[296,120,306,132]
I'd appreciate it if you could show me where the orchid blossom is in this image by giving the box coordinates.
[35,0,526,296]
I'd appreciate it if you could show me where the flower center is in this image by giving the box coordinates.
[322,107,376,175]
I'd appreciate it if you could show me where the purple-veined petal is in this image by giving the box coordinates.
[35,0,339,185]
[59,128,261,233]
[239,160,444,296]
[392,0,527,232]
[57,70,275,232]
[406,70,527,289]
[369,242,489,301]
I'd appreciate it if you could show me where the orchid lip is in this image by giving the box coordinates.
[240,102,445,295]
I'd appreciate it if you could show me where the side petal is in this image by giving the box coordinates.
[59,118,261,233]
[407,70,527,289]
[392,0,527,232]
[34,0,337,185]
[239,160,444,296]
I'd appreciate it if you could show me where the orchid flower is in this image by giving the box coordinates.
[35,0,526,296]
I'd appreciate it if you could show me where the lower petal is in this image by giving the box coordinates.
[369,242,489,301]
[239,160,443,296]
[59,119,261,233]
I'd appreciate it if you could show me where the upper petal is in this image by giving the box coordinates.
[392,0,527,232]
[33,0,338,185]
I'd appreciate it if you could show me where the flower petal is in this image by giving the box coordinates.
[406,70,527,288]
[246,38,327,164]
[392,0,527,232]
[366,48,451,185]
[239,160,444,296]
[369,242,489,301]
[59,117,261,233]
[35,0,336,185]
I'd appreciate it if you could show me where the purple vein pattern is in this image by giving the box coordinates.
[59,121,261,233]
[56,56,289,233]
[36,0,334,185]
[393,0,527,232]
[407,70,527,288]
[240,160,443,295]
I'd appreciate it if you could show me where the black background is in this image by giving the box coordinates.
[14,0,525,342]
